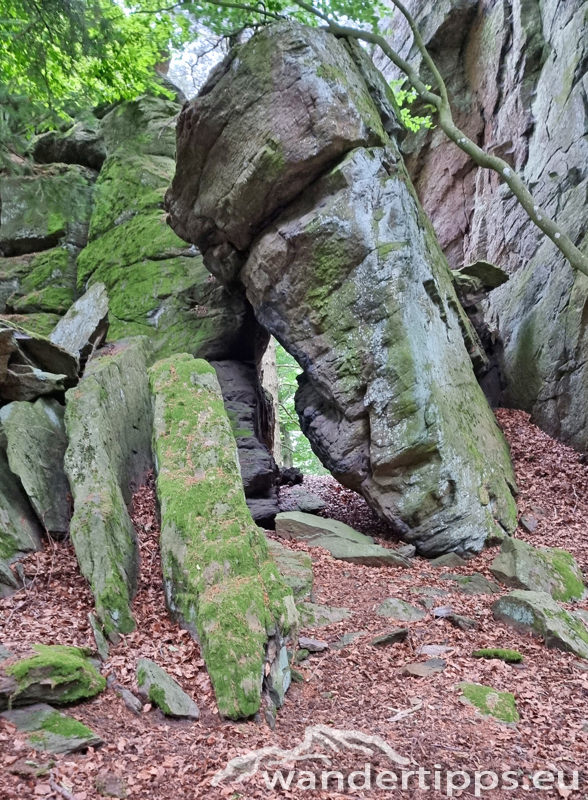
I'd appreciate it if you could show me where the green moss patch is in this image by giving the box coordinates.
[459,683,519,723]
[472,648,523,663]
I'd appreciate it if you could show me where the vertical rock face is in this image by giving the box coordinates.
[166,20,517,555]
[64,337,153,640]
[374,0,588,451]
[149,354,296,718]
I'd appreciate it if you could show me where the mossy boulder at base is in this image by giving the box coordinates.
[492,590,588,659]
[0,645,106,710]
[458,683,519,723]
[64,337,153,640]
[1,703,103,754]
[0,397,71,536]
[275,512,412,568]
[149,353,297,719]
[490,537,586,601]
[136,658,199,719]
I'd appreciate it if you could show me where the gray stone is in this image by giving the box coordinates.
[376,598,426,622]
[492,591,588,659]
[417,644,453,657]
[266,645,291,708]
[113,685,142,715]
[396,544,417,559]
[149,354,297,720]
[95,770,127,799]
[0,364,68,402]
[458,261,509,289]
[88,614,109,662]
[1,703,102,754]
[0,449,43,597]
[490,538,586,602]
[49,282,109,361]
[275,512,412,568]
[298,637,328,653]
[401,658,446,677]
[432,605,453,618]
[136,658,199,719]
[297,602,351,627]
[429,553,468,569]
[447,614,479,631]
[33,120,106,171]
[0,165,95,258]
[439,572,502,595]
[0,398,70,535]
[65,337,153,640]
[167,20,518,557]
[266,537,313,600]
[0,645,13,661]
[519,514,539,534]
[371,629,408,647]
[332,631,368,650]
[288,486,327,514]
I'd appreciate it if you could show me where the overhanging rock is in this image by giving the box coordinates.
[166,20,518,556]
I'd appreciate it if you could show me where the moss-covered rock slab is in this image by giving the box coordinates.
[458,683,519,722]
[1,703,103,754]
[0,645,106,710]
[490,537,586,601]
[492,590,588,659]
[149,354,297,719]
[275,512,412,568]
[136,658,199,719]
[0,165,95,258]
[266,537,313,600]
[0,398,71,536]
[472,648,523,663]
[1,248,77,316]
[64,337,153,640]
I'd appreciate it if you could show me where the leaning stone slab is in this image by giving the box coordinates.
[0,645,106,710]
[275,512,411,568]
[0,398,71,536]
[458,683,519,723]
[492,591,588,659]
[1,703,102,754]
[149,354,297,719]
[297,602,351,627]
[490,538,586,601]
[376,598,426,622]
[49,282,109,362]
[136,658,199,719]
[65,338,153,640]
[0,449,43,597]
[266,537,313,600]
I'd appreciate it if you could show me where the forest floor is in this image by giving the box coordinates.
[1,409,588,799]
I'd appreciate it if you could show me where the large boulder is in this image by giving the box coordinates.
[0,248,77,320]
[492,591,588,659]
[64,337,153,640]
[0,164,95,257]
[375,0,588,453]
[149,354,297,719]
[32,119,107,171]
[490,537,586,602]
[166,21,518,556]
[0,398,71,536]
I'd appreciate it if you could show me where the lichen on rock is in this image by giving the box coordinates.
[149,353,297,719]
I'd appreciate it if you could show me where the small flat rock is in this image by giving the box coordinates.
[417,644,453,657]
[1,703,102,754]
[113,684,142,715]
[439,572,501,595]
[275,512,412,568]
[287,485,327,514]
[490,538,585,602]
[332,631,368,650]
[297,602,351,627]
[376,598,425,622]
[429,553,468,569]
[0,644,13,661]
[49,282,109,361]
[136,658,199,719]
[371,629,408,647]
[396,544,416,558]
[298,636,328,653]
[447,614,479,631]
[492,591,588,659]
[95,770,127,798]
[519,514,539,534]
[458,683,519,723]
[402,658,446,677]
[432,605,453,618]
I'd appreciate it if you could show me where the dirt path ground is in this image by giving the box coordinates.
[1,409,587,799]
